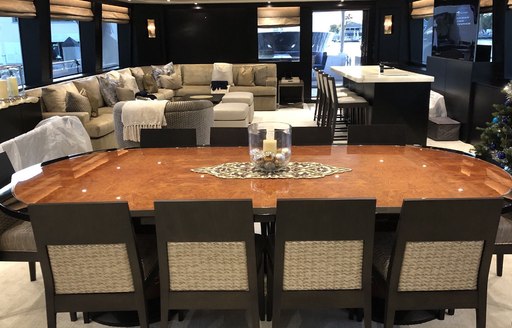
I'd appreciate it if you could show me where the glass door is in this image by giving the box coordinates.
[311,10,364,97]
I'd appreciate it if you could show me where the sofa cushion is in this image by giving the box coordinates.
[98,106,113,115]
[120,73,139,94]
[42,82,80,112]
[116,87,135,101]
[73,77,105,110]
[84,113,114,138]
[173,85,212,97]
[117,68,132,76]
[98,76,120,106]
[254,66,268,86]
[143,73,159,93]
[182,64,212,85]
[212,62,234,85]
[159,73,182,90]
[236,66,255,86]
[130,67,145,91]
[154,89,174,100]
[65,91,92,116]
[230,86,276,96]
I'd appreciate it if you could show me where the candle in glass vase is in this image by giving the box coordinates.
[7,76,18,97]
[0,79,7,99]
[262,129,277,153]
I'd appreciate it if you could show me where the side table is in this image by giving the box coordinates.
[278,80,304,108]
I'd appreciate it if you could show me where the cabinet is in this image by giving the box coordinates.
[0,99,42,143]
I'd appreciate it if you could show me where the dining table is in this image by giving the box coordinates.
[10,145,512,219]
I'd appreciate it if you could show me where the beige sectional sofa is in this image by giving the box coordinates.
[25,63,277,150]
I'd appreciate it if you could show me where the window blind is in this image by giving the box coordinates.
[257,7,300,27]
[411,0,494,19]
[50,0,93,21]
[102,4,129,24]
[0,0,36,18]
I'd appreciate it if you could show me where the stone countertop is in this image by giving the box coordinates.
[331,65,434,83]
[0,96,39,110]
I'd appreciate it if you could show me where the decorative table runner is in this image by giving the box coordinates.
[192,162,351,179]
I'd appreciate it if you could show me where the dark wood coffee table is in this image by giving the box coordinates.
[180,94,224,104]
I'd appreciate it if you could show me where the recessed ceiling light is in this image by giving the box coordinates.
[194,2,198,4]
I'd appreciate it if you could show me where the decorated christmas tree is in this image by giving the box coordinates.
[474,81,512,172]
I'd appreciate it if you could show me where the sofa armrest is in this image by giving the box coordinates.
[266,77,277,87]
[42,112,90,125]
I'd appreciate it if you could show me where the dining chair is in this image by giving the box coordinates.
[154,199,262,328]
[373,198,503,328]
[0,151,37,282]
[313,69,323,122]
[291,126,333,145]
[210,127,249,146]
[140,128,197,148]
[347,124,407,145]
[270,198,376,328]
[29,201,157,328]
[495,209,512,277]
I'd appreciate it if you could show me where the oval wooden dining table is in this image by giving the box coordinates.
[11,145,512,218]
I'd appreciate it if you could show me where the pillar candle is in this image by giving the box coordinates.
[0,79,7,99]
[263,139,277,153]
[7,76,18,97]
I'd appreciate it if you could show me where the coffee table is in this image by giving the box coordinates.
[181,94,224,104]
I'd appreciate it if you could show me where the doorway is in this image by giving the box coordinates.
[311,10,364,97]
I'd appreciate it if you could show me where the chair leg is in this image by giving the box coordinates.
[496,253,504,277]
[137,305,149,328]
[476,306,486,328]
[160,296,169,328]
[178,310,186,321]
[46,308,57,328]
[257,256,265,321]
[69,312,78,321]
[447,309,455,315]
[249,304,261,328]
[383,303,395,328]
[364,298,372,328]
[83,312,91,324]
[29,261,36,281]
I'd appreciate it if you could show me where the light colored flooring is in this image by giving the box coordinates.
[2,105,509,328]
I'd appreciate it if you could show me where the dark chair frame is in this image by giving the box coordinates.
[347,124,407,146]
[140,128,197,148]
[291,127,333,146]
[0,152,37,281]
[495,200,512,276]
[154,200,261,328]
[270,198,376,328]
[29,202,151,328]
[210,127,249,147]
[377,198,503,328]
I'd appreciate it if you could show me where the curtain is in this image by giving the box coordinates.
[50,0,93,21]
[257,7,300,27]
[102,4,129,24]
[0,0,36,18]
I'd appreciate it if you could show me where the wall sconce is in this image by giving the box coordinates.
[147,19,156,38]
[383,15,393,35]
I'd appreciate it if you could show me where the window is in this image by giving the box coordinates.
[102,22,119,69]
[257,6,300,62]
[422,17,433,65]
[0,17,23,66]
[477,12,492,61]
[51,20,82,79]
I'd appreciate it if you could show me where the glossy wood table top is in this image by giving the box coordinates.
[12,146,512,213]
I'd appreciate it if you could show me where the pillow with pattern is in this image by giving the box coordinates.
[142,73,159,93]
[163,61,175,75]
[98,75,120,107]
[120,73,140,94]
[65,90,92,117]
[151,65,165,87]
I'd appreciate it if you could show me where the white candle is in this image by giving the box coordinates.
[263,139,277,153]
[7,76,18,97]
[0,79,7,99]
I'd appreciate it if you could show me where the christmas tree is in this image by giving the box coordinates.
[474,81,512,172]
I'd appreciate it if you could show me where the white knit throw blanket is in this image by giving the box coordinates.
[122,100,167,142]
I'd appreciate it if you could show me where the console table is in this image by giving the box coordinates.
[0,98,41,143]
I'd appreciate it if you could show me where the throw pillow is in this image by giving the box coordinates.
[163,61,175,75]
[120,73,140,94]
[254,66,268,86]
[116,87,135,101]
[130,67,145,91]
[98,75,120,107]
[152,65,165,87]
[159,73,182,90]
[73,77,105,110]
[65,90,92,117]
[142,73,159,93]
[212,62,234,86]
[106,70,121,81]
[41,82,79,112]
[237,66,255,86]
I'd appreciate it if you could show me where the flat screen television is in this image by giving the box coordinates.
[432,0,479,61]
